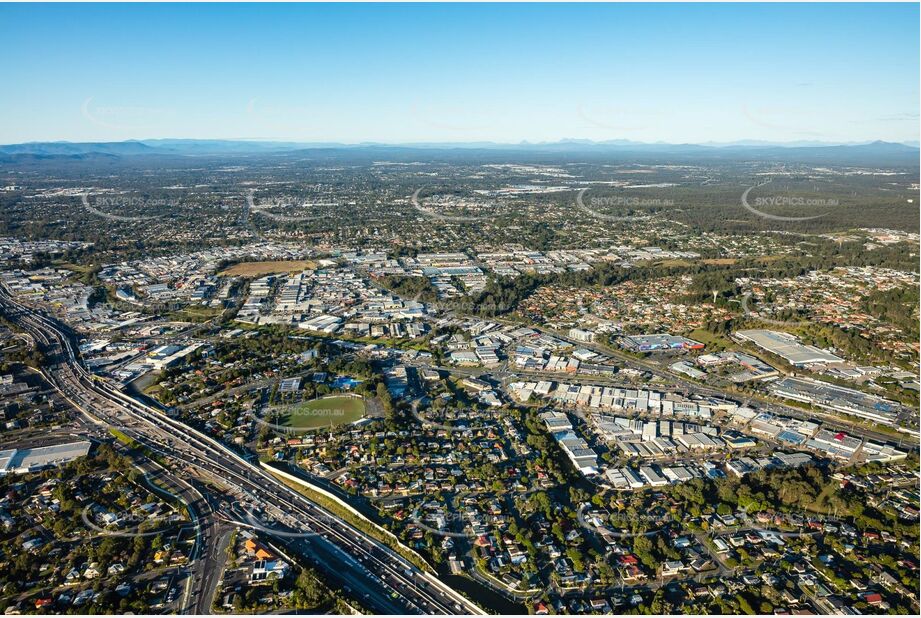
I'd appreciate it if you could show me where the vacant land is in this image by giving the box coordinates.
[277,395,366,431]
[219,260,316,277]
[655,258,739,268]
[702,258,739,265]
[687,328,734,351]
[167,306,223,322]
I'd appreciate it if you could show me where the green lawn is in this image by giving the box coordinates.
[687,328,734,351]
[273,395,366,431]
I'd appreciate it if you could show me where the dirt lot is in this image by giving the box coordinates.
[219,260,316,277]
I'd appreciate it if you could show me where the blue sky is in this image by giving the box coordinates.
[1,2,918,144]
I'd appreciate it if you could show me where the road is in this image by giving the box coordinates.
[123,453,221,614]
[0,284,484,616]
[187,521,234,614]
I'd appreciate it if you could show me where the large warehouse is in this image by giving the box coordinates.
[0,441,91,476]
[734,329,842,366]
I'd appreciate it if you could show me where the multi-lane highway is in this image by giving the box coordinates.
[0,285,484,616]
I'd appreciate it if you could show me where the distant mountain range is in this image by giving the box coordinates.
[1,138,918,166]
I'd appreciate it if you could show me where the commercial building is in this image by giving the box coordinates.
[619,333,703,353]
[568,328,596,343]
[278,377,301,393]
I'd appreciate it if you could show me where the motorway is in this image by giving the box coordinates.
[0,285,485,616]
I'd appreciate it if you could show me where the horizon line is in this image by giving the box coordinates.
[3,137,920,149]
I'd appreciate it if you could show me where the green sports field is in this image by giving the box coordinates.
[273,395,366,431]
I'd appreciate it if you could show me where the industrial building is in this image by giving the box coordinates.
[0,441,91,476]
[147,342,203,370]
[553,430,599,475]
[771,377,899,425]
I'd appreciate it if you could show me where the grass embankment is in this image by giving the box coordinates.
[266,469,432,573]
[109,427,140,448]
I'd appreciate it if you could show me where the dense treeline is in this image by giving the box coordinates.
[375,275,440,303]
[465,238,916,317]
[666,462,919,539]
[864,285,920,342]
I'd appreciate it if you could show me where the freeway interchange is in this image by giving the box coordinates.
[0,285,484,616]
